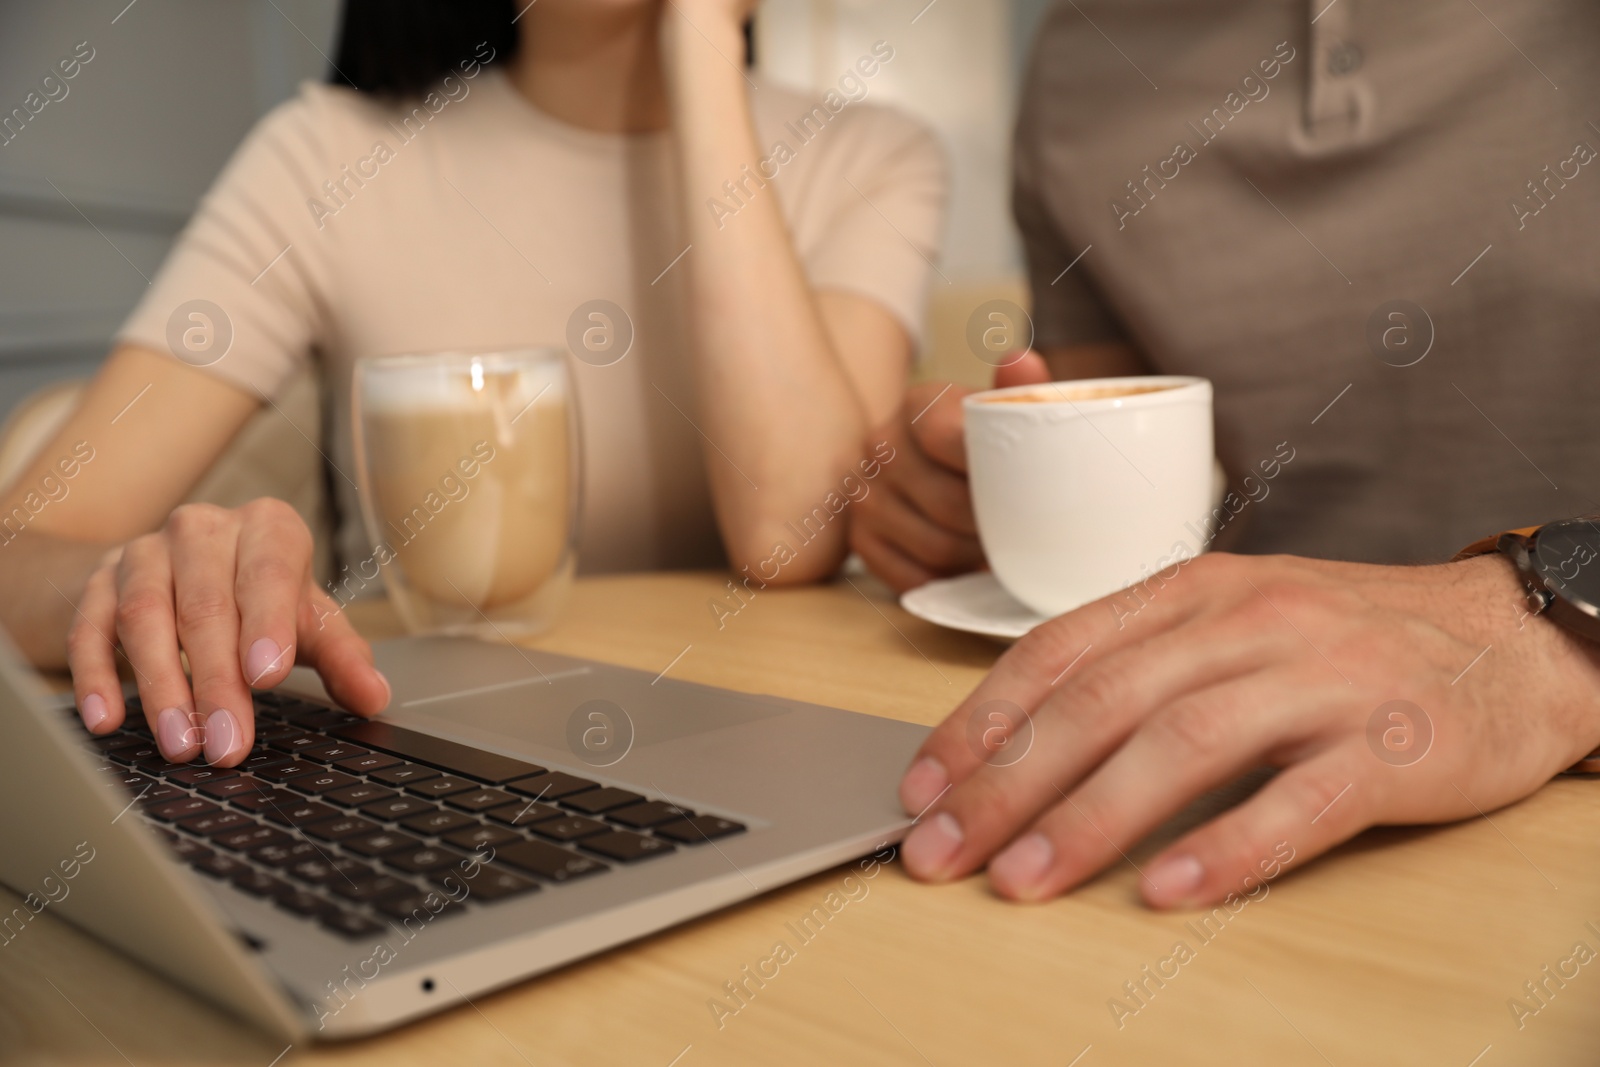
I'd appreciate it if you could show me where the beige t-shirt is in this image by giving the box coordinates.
[120,70,946,573]
[1017,0,1600,564]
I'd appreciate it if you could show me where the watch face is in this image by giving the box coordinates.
[1530,519,1600,621]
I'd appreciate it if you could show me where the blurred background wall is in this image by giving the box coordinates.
[0,0,1052,428]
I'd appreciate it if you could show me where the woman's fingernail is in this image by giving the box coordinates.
[1143,854,1204,907]
[989,832,1055,897]
[246,638,286,685]
[157,706,199,760]
[901,811,963,879]
[900,756,949,815]
[374,669,392,708]
[80,693,109,732]
[203,709,242,765]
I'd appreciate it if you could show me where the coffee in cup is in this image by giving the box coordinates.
[964,376,1213,617]
[353,349,578,635]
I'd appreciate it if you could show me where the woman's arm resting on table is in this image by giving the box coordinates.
[662,3,915,584]
[0,344,387,765]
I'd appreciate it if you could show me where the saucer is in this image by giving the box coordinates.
[899,572,1055,642]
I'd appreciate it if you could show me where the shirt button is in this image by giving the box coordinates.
[1327,42,1364,75]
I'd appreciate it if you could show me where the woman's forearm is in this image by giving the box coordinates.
[0,530,112,669]
[660,9,869,582]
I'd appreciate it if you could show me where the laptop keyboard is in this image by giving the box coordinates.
[74,691,745,941]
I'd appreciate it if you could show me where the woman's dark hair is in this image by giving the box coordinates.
[330,0,755,98]
[330,0,519,97]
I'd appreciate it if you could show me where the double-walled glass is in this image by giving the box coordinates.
[351,348,579,636]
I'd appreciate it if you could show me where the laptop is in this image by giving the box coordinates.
[0,632,928,1039]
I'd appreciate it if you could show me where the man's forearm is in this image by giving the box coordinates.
[0,530,112,669]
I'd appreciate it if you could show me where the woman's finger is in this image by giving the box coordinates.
[167,505,254,766]
[857,481,983,577]
[114,535,203,761]
[66,560,125,734]
[296,587,390,717]
[848,526,935,595]
[234,498,313,690]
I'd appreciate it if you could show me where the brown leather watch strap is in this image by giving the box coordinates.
[1451,525,1541,562]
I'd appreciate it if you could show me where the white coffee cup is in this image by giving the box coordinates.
[964,375,1214,617]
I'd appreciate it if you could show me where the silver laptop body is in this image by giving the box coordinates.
[0,633,927,1039]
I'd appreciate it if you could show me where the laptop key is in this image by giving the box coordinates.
[506,772,598,801]
[179,810,254,837]
[495,840,609,883]
[333,720,546,784]
[134,783,187,805]
[321,908,389,940]
[403,776,478,800]
[442,824,519,851]
[328,874,413,904]
[299,743,368,764]
[213,825,292,852]
[387,847,464,875]
[334,752,402,775]
[256,759,319,783]
[254,723,304,743]
[275,889,339,920]
[370,762,442,787]
[233,788,304,814]
[561,787,644,815]
[110,743,162,765]
[197,777,272,802]
[193,852,250,879]
[240,750,292,773]
[344,830,424,857]
[401,809,476,836]
[149,797,219,822]
[167,766,239,786]
[252,841,322,868]
[262,800,342,827]
[655,816,747,844]
[375,890,461,922]
[304,815,383,842]
[607,801,695,829]
[90,734,148,754]
[431,865,540,901]
[269,734,325,756]
[360,796,436,821]
[326,783,397,808]
[231,868,293,899]
[532,816,611,843]
[288,769,363,796]
[580,830,676,863]
[167,836,212,862]
[445,787,517,813]
[280,708,356,732]
[485,801,562,828]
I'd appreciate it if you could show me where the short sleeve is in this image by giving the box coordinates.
[799,110,948,341]
[1013,100,1126,348]
[116,82,345,399]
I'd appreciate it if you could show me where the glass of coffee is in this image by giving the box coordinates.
[351,348,578,636]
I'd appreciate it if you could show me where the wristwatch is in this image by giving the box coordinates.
[1456,518,1600,772]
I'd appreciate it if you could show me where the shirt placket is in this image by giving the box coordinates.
[1303,0,1369,144]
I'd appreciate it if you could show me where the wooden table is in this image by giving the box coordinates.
[4,572,1599,1065]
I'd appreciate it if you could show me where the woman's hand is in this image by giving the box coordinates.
[66,497,390,766]
[897,552,1600,907]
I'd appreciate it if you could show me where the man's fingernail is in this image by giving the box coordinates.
[157,706,199,760]
[1143,854,1204,907]
[203,709,242,765]
[901,811,963,879]
[989,832,1055,897]
[900,756,949,815]
[246,638,286,685]
[80,693,109,732]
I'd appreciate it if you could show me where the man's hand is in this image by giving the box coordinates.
[896,551,1600,907]
[852,353,1050,591]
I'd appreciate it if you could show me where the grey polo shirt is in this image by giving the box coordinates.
[1016,0,1600,563]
